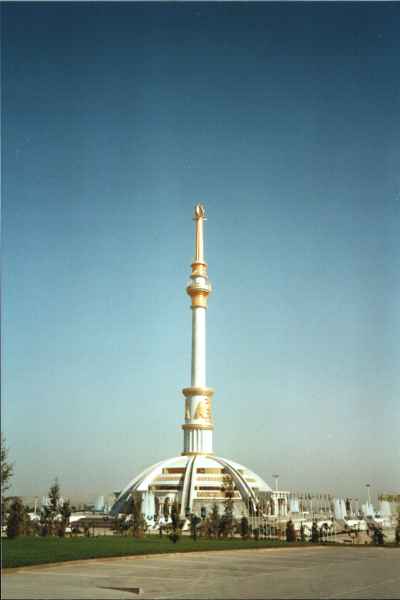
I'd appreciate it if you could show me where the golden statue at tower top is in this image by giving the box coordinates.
[193,204,206,263]
[194,203,206,219]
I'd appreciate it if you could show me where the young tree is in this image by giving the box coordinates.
[163,497,170,522]
[197,506,207,537]
[189,513,201,541]
[300,522,306,542]
[220,475,235,538]
[130,492,146,538]
[1,434,14,520]
[207,503,220,539]
[372,527,385,545]
[57,500,71,537]
[285,519,296,542]
[40,478,65,536]
[169,500,183,543]
[320,522,329,544]
[395,516,400,545]
[311,520,319,543]
[22,505,35,536]
[6,497,25,538]
[240,516,249,539]
[83,522,91,537]
[154,496,160,521]
[40,506,52,537]
[112,515,126,536]
[49,479,60,516]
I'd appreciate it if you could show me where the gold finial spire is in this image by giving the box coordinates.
[194,203,206,219]
[188,203,211,307]
[193,203,206,263]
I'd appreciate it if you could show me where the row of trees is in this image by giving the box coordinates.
[113,492,147,537]
[6,478,72,539]
[115,497,320,544]
[2,435,73,539]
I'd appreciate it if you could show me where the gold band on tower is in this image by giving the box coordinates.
[182,387,214,397]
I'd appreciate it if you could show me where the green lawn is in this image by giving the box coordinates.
[3,535,296,568]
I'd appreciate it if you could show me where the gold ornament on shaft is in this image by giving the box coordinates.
[194,398,212,420]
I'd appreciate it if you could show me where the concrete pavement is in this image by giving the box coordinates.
[2,546,399,599]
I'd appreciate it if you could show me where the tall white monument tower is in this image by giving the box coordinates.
[111,204,273,521]
[182,204,214,455]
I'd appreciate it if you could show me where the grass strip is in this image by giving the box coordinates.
[4,536,397,569]
[3,536,301,568]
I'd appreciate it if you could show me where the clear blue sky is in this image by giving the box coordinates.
[2,2,399,504]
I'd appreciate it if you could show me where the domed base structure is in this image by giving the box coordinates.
[110,454,272,524]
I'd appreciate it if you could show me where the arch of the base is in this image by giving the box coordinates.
[111,453,272,523]
[211,455,260,513]
[110,455,187,516]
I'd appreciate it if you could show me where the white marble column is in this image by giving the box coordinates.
[191,306,206,387]
[182,204,213,456]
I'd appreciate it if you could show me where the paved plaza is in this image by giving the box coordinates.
[3,546,399,599]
